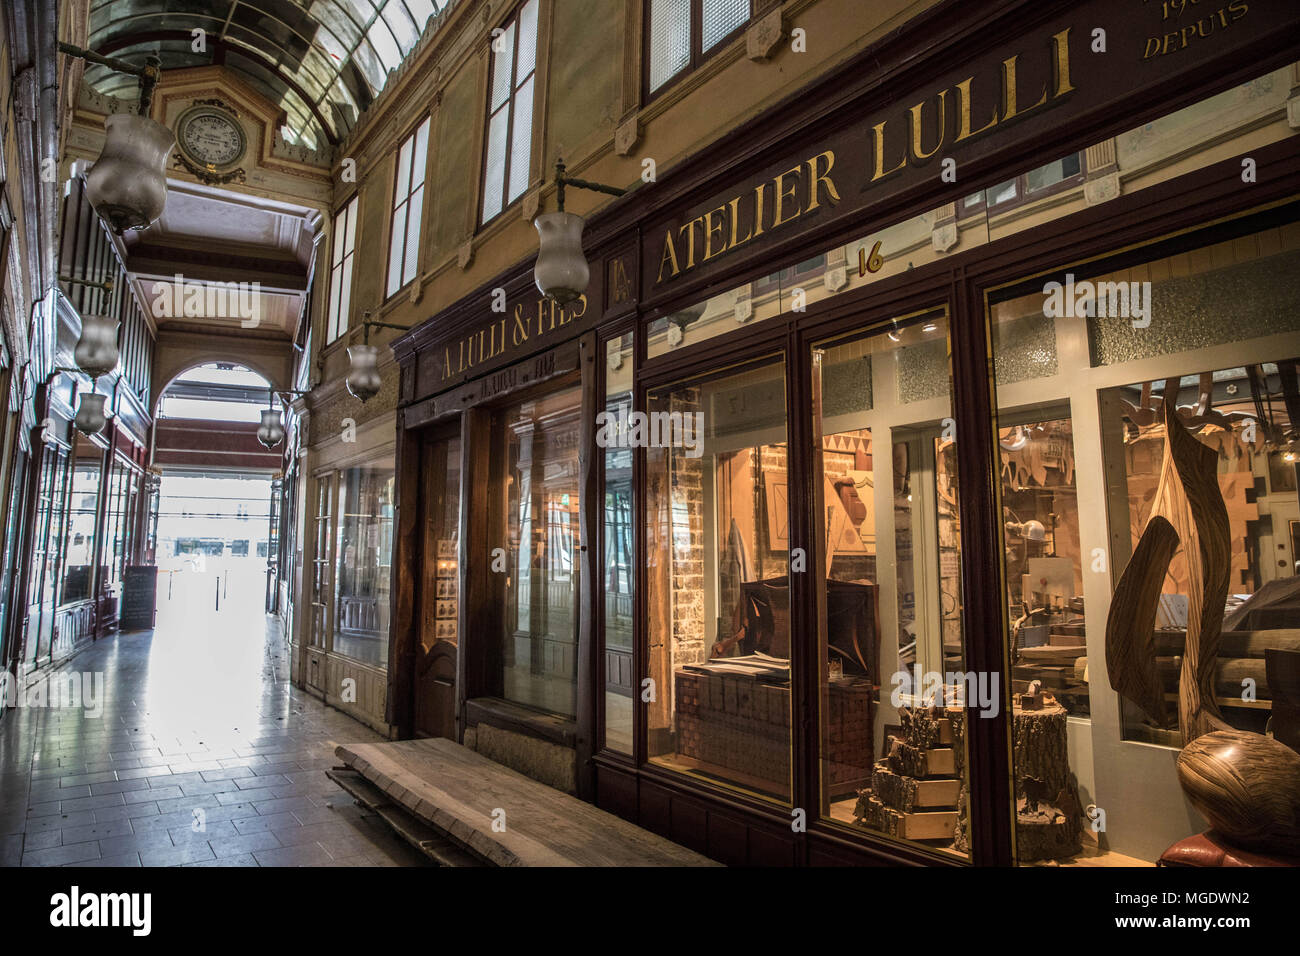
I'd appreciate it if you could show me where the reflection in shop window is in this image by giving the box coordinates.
[496,387,582,717]
[604,333,635,753]
[334,463,395,667]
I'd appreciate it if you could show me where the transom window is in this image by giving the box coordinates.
[481,0,539,224]
[327,195,359,343]
[387,117,431,297]
[647,0,751,95]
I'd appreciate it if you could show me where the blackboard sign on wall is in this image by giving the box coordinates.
[121,566,158,630]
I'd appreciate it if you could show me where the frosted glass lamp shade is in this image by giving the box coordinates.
[533,212,589,304]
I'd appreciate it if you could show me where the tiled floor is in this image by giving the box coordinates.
[0,570,429,867]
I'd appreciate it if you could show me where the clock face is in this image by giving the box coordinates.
[177,108,246,168]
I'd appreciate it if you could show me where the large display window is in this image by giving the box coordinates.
[811,309,970,857]
[645,355,792,801]
[333,459,396,666]
[987,219,1300,864]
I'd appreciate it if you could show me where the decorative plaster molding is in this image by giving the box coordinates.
[931,221,958,254]
[457,239,475,270]
[521,189,540,221]
[823,267,848,293]
[614,115,640,156]
[1084,171,1121,206]
[746,8,786,62]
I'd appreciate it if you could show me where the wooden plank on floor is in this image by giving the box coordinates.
[336,738,719,867]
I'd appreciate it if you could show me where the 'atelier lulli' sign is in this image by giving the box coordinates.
[641,0,1295,300]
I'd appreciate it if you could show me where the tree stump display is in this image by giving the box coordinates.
[1014,701,1082,861]
[854,704,967,851]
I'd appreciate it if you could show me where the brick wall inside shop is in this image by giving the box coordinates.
[670,388,707,670]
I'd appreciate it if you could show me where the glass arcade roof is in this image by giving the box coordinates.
[84,0,453,150]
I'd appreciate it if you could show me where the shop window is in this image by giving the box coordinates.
[493,385,583,717]
[645,355,792,801]
[62,434,102,605]
[386,117,430,298]
[603,332,635,753]
[811,309,971,857]
[327,196,358,343]
[480,0,539,225]
[987,220,1300,865]
[310,477,333,650]
[647,0,752,96]
[334,461,396,666]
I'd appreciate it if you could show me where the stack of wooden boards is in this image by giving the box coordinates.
[1015,621,1089,715]
[854,704,967,850]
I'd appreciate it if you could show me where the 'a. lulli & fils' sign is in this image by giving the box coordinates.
[641,0,1298,302]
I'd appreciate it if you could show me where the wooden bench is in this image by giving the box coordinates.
[333,738,719,867]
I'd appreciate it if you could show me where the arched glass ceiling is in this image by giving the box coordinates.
[83,0,452,150]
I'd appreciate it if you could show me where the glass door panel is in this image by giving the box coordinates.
[495,386,582,717]
[812,309,970,859]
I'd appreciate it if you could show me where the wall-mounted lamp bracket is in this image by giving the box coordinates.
[553,159,625,213]
[58,44,161,115]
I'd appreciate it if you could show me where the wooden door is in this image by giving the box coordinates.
[414,431,461,739]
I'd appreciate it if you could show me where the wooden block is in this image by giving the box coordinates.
[899,810,958,841]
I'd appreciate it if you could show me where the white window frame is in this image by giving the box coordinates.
[480,0,539,225]
[386,117,431,298]
[327,196,359,343]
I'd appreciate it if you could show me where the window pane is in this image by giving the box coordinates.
[331,212,346,266]
[395,134,415,204]
[646,356,792,802]
[339,256,354,334]
[403,185,423,286]
[814,310,970,858]
[497,386,583,717]
[328,267,343,341]
[989,222,1300,865]
[368,19,403,72]
[603,332,635,754]
[507,75,534,203]
[490,22,516,111]
[515,0,539,82]
[702,0,748,52]
[334,462,395,666]
[649,0,690,93]
[481,105,509,222]
[411,117,430,189]
[344,198,358,253]
[386,199,407,297]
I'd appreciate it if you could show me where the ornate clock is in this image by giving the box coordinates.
[175,104,246,169]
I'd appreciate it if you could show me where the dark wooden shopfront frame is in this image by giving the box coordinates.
[389,0,1300,864]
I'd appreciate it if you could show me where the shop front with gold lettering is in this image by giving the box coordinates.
[388,0,1300,866]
